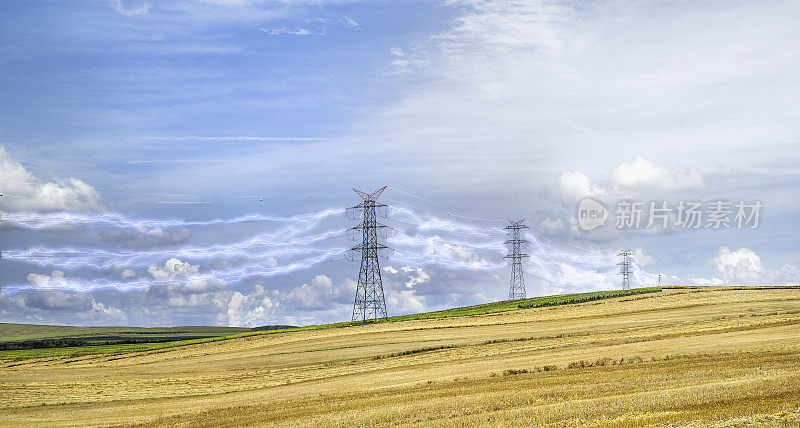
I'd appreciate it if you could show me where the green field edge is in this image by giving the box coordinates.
[0,326,250,342]
[0,287,663,360]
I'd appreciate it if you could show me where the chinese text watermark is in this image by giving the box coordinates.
[578,199,762,231]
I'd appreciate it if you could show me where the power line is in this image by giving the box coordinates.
[387,187,505,223]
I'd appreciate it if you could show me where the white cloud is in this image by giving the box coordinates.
[227,290,278,327]
[225,276,356,327]
[260,27,313,36]
[554,156,702,206]
[343,0,800,185]
[145,258,224,295]
[388,46,429,74]
[148,258,199,280]
[344,16,359,27]
[555,171,602,204]
[91,300,127,321]
[120,269,136,280]
[383,265,399,274]
[539,216,565,233]
[692,247,800,285]
[633,248,656,267]
[385,289,426,314]
[27,270,68,288]
[400,266,430,289]
[111,0,149,16]
[612,156,704,192]
[713,247,764,284]
[285,274,341,309]
[0,145,103,213]
[552,264,616,292]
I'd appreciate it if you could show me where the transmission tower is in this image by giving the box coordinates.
[347,186,389,323]
[618,249,632,290]
[504,220,529,300]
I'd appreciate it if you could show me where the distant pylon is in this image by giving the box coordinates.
[504,220,529,300]
[348,186,389,323]
[658,273,662,287]
[618,249,632,290]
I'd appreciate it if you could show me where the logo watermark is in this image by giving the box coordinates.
[577,198,608,231]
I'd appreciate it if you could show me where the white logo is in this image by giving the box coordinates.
[578,198,608,231]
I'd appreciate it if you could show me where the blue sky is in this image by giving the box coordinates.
[1,0,799,327]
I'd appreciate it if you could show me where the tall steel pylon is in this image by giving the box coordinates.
[504,220,529,300]
[618,249,632,290]
[347,186,389,323]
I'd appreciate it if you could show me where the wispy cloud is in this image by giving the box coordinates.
[111,0,149,17]
[260,27,314,36]
[134,136,330,143]
[344,16,359,28]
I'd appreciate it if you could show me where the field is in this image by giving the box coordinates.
[0,288,658,360]
[1,286,800,427]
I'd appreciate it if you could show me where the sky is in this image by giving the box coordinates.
[1,0,799,327]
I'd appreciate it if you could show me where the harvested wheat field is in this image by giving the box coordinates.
[2,286,800,427]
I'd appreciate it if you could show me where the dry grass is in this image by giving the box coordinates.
[1,286,800,427]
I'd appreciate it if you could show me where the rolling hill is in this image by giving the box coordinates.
[1,286,799,427]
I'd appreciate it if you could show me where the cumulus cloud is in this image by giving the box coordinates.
[227,288,279,328]
[148,258,199,280]
[554,171,602,203]
[0,145,103,213]
[285,274,350,310]
[145,258,225,296]
[546,156,706,242]
[385,288,426,314]
[383,265,399,274]
[26,270,69,288]
[400,266,430,288]
[612,156,704,192]
[225,276,356,327]
[553,157,703,206]
[692,247,800,285]
[712,247,764,284]
[120,269,136,280]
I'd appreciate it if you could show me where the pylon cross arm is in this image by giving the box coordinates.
[353,186,388,201]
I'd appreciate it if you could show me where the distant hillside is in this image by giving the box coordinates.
[0,323,250,351]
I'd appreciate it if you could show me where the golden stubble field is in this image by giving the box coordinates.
[1,287,800,427]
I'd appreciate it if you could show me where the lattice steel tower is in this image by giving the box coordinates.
[618,249,632,290]
[348,186,389,323]
[504,220,529,300]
